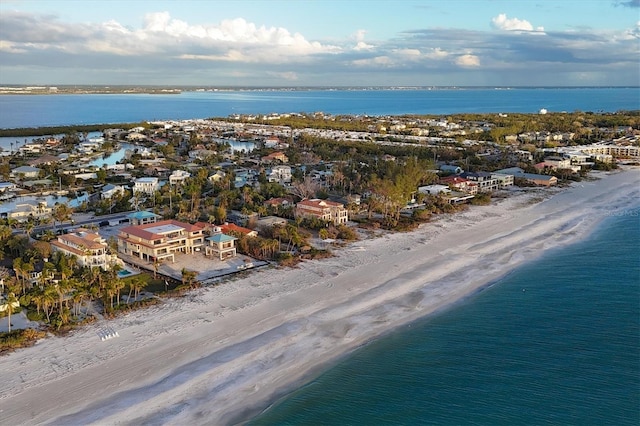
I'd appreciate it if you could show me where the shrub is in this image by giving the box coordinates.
[336,225,358,241]
[0,328,47,354]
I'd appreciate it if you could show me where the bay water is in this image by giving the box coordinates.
[250,208,640,425]
[0,87,638,131]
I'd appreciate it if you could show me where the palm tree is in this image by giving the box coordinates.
[24,219,36,240]
[42,285,58,323]
[55,279,72,315]
[0,266,10,292]
[152,258,162,279]
[104,278,117,311]
[133,277,148,300]
[12,258,29,294]
[71,285,89,317]
[4,292,18,332]
[181,268,198,289]
[31,286,45,317]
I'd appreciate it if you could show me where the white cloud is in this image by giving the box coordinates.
[267,71,299,81]
[491,13,544,32]
[425,47,449,59]
[0,40,26,53]
[455,54,480,67]
[395,48,421,58]
[0,9,638,86]
[352,56,394,67]
[620,21,640,39]
[353,29,374,50]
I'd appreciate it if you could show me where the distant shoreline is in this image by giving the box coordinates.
[1,85,638,96]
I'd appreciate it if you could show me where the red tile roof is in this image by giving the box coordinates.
[219,222,256,236]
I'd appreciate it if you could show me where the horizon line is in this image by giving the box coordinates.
[1,84,639,89]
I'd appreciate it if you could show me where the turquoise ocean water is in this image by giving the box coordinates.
[251,209,640,425]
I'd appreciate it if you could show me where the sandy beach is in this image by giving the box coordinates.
[1,168,638,425]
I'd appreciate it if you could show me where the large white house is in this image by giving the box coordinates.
[267,165,292,184]
[169,170,191,185]
[51,228,117,270]
[133,177,160,195]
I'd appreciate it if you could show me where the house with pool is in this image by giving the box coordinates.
[51,228,118,270]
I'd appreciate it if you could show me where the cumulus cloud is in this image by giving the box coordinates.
[0,10,339,59]
[0,9,638,86]
[353,30,375,51]
[455,54,480,67]
[491,13,544,32]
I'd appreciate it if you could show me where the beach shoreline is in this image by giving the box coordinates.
[1,168,639,425]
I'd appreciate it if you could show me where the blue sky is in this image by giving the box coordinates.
[1,0,639,86]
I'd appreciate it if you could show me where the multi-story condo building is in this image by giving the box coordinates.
[460,172,500,193]
[295,198,348,225]
[117,220,205,263]
[491,173,515,189]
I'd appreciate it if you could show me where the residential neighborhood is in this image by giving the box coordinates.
[1,110,638,340]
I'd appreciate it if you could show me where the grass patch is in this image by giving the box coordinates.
[0,328,48,355]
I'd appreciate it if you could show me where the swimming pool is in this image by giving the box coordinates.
[117,267,139,278]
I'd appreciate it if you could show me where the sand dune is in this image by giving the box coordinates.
[1,168,638,425]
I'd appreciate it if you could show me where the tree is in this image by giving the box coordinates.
[33,240,52,262]
[289,176,321,201]
[4,292,18,332]
[52,203,73,232]
[42,285,58,323]
[0,266,10,292]
[152,258,162,279]
[12,257,33,295]
[24,219,36,239]
[181,268,198,289]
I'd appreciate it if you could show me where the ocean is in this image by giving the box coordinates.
[250,208,640,425]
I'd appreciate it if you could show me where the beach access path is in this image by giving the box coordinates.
[0,168,638,425]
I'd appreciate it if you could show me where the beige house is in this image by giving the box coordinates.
[261,151,289,163]
[51,228,117,270]
[117,220,205,263]
[295,198,348,225]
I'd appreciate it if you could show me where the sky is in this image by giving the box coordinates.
[0,0,639,87]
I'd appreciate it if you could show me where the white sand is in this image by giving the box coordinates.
[1,168,638,425]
